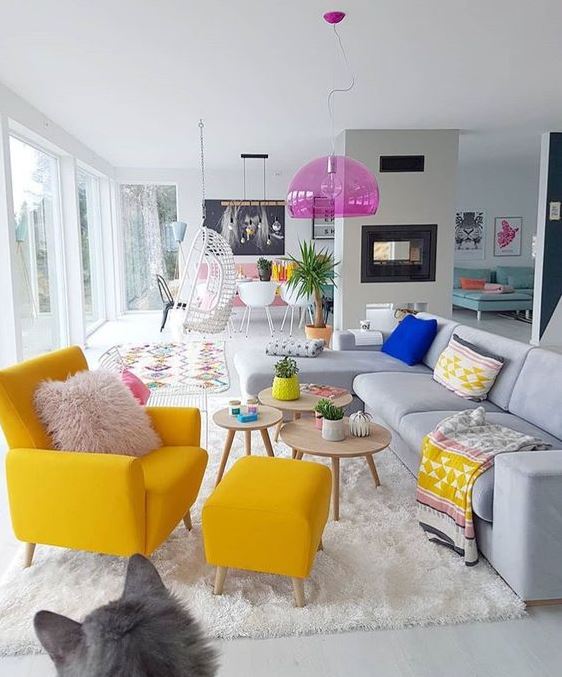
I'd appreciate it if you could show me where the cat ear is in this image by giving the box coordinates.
[34,611,83,665]
[123,554,166,599]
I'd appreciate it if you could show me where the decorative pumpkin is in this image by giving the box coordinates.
[349,411,372,437]
[272,375,300,401]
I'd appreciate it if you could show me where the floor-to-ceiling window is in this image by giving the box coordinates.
[120,183,178,310]
[77,168,105,333]
[10,135,64,358]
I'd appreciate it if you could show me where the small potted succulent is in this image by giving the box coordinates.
[257,257,273,282]
[313,399,326,430]
[271,356,300,401]
[316,399,345,442]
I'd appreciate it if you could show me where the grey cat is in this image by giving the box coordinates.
[34,554,219,677]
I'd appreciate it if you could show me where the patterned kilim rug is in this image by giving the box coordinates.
[116,341,229,393]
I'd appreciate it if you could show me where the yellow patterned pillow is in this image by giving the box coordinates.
[433,334,504,400]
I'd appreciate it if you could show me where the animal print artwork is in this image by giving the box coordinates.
[455,211,486,259]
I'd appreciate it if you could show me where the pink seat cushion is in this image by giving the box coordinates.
[121,369,151,405]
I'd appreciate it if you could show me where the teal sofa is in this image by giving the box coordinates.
[452,266,534,320]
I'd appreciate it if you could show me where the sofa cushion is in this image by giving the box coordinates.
[453,267,492,288]
[398,410,562,523]
[496,265,534,287]
[453,324,532,410]
[381,315,438,366]
[416,313,459,369]
[433,334,504,401]
[509,348,562,440]
[452,290,532,302]
[234,349,430,397]
[353,372,501,431]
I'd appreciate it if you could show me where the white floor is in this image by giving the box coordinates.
[2,308,562,676]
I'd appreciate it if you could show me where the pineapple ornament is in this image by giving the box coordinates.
[349,411,373,437]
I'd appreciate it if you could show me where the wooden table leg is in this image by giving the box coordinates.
[215,429,236,486]
[365,453,381,487]
[244,430,252,456]
[331,456,340,521]
[292,447,298,459]
[260,428,275,457]
[274,420,282,442]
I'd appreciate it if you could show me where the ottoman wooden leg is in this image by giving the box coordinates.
[244,430,252,456]
[292,578,305,607]
[318,538,324,551]
[183,510,192,531]
[216,430,236,486]
[365,453,381,488]
[214,567,228,595]
[260,428,275,457]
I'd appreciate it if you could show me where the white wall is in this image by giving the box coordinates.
[334,129,459,330]
[456,160,540,269]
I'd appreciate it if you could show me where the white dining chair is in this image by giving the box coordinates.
[238,281,278,337]
[280,283,313,336]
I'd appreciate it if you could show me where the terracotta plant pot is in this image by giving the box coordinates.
[271,375,300,401]
[322,418,345,442]
[305,324,333,347]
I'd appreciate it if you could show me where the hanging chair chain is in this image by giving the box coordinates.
[199,119,206,221]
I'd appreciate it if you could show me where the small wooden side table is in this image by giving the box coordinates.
[280,417,391,521]
[213,405,283,486]
[258,387,353,442]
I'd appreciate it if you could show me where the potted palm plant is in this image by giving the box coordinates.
[285,241,339,345]
[271,356,300,401]
[256,257,272,281]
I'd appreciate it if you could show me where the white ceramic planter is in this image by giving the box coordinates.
[322,418,345,442]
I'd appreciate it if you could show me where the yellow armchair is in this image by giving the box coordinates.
[0,347,208,566]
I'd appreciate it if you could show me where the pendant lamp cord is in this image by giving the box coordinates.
[199,118,206,224]
[327,24,356,156]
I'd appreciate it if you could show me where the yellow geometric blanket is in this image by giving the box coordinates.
[416,407,549,565]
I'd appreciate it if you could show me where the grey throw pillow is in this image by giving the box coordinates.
[265,338,325,358]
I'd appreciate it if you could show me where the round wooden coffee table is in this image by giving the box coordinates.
[258,387,353,441]
[280,417,391,520]
[213,405,283,486]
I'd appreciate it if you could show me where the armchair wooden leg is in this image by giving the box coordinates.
[24,543,36,568]
[214,567,227,595]
[292,577,305,607]
[183,510,192,531]
[318,538,324,551]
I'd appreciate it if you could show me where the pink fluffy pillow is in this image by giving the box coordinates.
[121,369,151,405]
[34,370,161,457]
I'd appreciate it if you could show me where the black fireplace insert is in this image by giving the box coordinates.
[361,224,437,283]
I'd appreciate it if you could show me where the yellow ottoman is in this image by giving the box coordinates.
[202,456,331,607]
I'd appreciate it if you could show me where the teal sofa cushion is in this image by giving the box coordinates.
[453,267,493,288]
[496,266,534,287]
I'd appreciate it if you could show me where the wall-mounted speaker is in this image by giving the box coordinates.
[379,155,425,173]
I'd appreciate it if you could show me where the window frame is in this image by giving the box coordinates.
[117,180,179,313]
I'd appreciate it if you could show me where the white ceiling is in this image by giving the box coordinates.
[0,0,560,170]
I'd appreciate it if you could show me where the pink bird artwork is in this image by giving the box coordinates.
[496,219,519,249]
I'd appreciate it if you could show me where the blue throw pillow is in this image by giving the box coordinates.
[381,315,438,366]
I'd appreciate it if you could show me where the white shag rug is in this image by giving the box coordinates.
[0,398,525,655]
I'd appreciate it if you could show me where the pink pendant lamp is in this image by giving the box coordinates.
[287,11,379,219]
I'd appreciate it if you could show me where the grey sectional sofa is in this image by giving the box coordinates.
[234,314,562,602]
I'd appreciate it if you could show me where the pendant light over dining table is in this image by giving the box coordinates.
[286,11,380,219]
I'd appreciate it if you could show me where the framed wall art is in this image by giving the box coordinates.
[455,210,486,260]
[494,216,522,256]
